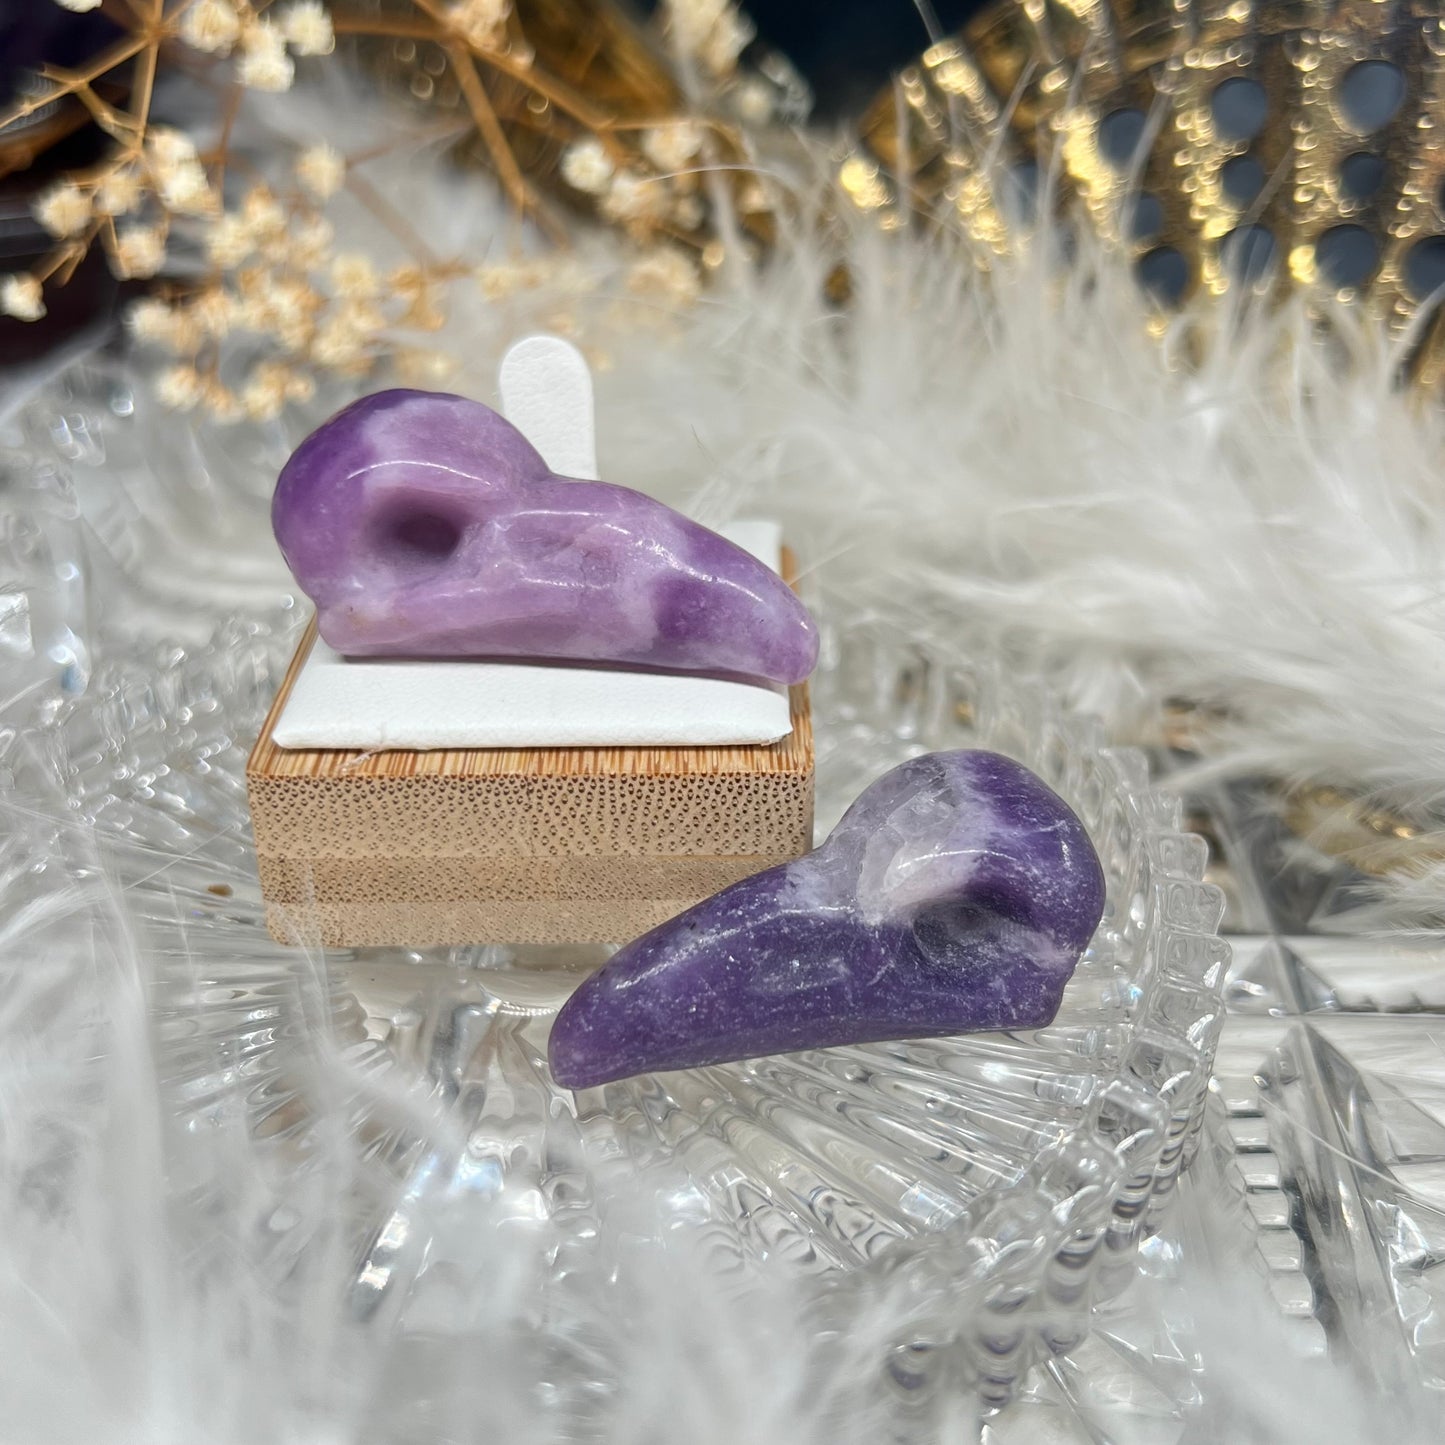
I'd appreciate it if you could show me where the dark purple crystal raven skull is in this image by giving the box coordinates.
[549,750,1106,1088]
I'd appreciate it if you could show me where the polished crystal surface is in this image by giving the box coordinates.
[550,750,1106,1088]
[271,389,819,683]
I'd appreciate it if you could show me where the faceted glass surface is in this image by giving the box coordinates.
[0,356,1253,1439]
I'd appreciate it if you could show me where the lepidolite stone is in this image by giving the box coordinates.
[548,750,1106,1088]
[272,390,818,685]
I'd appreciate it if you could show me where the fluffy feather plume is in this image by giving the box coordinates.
[473,196,1445,908]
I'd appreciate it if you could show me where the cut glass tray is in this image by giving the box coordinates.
[1,359,1229,1436]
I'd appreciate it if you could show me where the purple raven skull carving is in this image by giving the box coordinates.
[548,750,1106,1089]
[272,390,819,685]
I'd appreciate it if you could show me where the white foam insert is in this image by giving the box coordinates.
[273,337,793,752]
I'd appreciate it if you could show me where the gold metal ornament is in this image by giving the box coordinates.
[849,0,1445,383]
[1283,783,1445,888]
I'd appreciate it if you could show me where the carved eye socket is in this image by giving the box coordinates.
[909,888,1032,969]
[376,506,463,564]
[911,900,1000,966]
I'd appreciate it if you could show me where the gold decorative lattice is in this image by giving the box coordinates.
[847,0,1445,385]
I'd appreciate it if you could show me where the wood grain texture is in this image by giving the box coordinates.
[263,889,771,951]
[247,553,814,947]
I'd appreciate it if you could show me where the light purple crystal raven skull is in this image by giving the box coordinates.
[272,390,819,684]
[548,750,1106,1089]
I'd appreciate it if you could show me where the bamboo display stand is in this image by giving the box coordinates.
[246,336,814,948]
[247,619,814,948]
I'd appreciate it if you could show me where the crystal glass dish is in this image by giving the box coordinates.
[1,360,1229,1435]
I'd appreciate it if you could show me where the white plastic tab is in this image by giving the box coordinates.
[498,334,598,481]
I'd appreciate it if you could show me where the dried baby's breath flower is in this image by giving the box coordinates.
[476,263,521,299]
[311,315,369,368]
[476,256,566,298]
[35,182,91,238]
[241,360,294,421]
[241,186,286,238]
[238,20,295,92]
[664,0,753,79]
[113,224,167,279]
[273,310,318,353]
[291,214,335,269]
[338,296,387,335]
[321,295,385,338]
[384,263,443,328]
[701,12,751,77]
[147,127,200,169]
[205,213,253,267]
[405,293,445,330]
[157,364,204,411]
[448,0,510,49]
[245,274,321,350]
[737,178,771,213]
[627,247,700,303]
[232,268,271,320]
[201,377,242,424]
[295,143,346,200]
[284,368,315,403]
[180,0,243,56]
[279,1,335,57]
[731,76,774,126]
[94,166,143,217]
[127,294,208,348]
[672,193,705,229]
[37,0,635,384]
[128,297,176,343]
[240,358,316,418]
[161,163,215,215]
[149,133,215,215]
[233,263,272,308]
[274,293,323,352]
[662,0,712,52]
[600,170,665,223]
[389,263,428,300]
[331,252,379,298]
[560,138,614,195]
[132,301,203,352]
[1,274,45,321]
[256,223,298,267]
[189,286,241,340]
[395,347,457,386]
[641,121,704,172]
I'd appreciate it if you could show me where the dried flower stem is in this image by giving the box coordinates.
[328,13,437,41]
[209,80,247,192]
[5,0,750,413]
[446,42,557,237]
[460,40,634,157]
[128,3,163,133]
[0,35,148,132]
[340,167,445,267]
[333,4,634,154]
